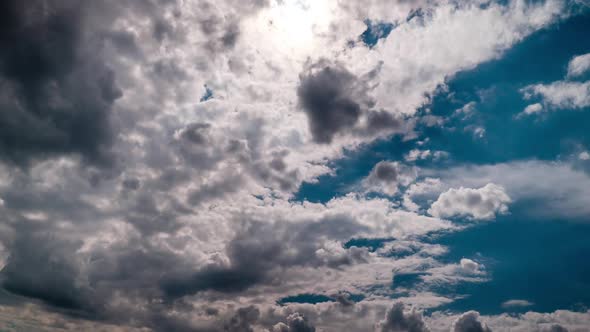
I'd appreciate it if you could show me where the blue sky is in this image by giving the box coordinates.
[1,0,590,331]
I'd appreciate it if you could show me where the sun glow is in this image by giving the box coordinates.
[252,0,333,57]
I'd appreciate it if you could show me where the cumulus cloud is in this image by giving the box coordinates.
[297,59,404,143]
[379,302,430,332]
[272,313,316,332]
[428,183,511,221]
[223,306,260,332]
[297,59,370,144]
[567,53,590,78]
[521,103,544,116]
[451,311,492,332]
[364,161,417,196]
[427,160,590,220]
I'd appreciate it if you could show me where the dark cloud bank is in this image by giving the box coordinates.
[0,0,121,166]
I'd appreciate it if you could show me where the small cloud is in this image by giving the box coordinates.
[567,53,590,78]
[460,258,482,274]
[522,103,544,116]
[454,101,477,118]
[363,161,416,196]
[502,299,534,309]
[405,149,448,162]
[579,151,590,161]
[428,183,511,221]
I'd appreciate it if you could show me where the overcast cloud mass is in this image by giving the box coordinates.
[1,0,590,331]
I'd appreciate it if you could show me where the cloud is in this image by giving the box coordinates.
[521,103,544,115]
[297,59,374,144]
[379,302,430,332]
[520,52,590,115]
[160,214,373,298]
[0,0,123,167]
[223,306,260,332]
[272,313,316,332]
[428,183,511,221]
[501,299,534,309]
[405,149,448,162]
[567,53,590,78]
[364,161,417,196]
[451,311,492,332]
[402,178,443,212]
[522,81,590,110]
[541,325,569,332]
[0,0,582,330]
[427,160,590,220]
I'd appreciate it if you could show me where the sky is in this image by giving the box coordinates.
[0,0,590,331]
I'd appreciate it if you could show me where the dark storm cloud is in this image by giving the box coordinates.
[381,302,429,332]
[0,0,122,166]
[297,60,368,143]
[0,223,96,313]
[223,306,260,332]
[452,311,492,332]
[161,215,370,298]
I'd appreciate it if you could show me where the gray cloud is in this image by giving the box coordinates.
[542,325,569,332]
[0,224,96,312]
[161,215,369,298]
[0,0,123,167]
[364,161,417,196]
[223,306,260,332]
[297,59,374,143]
[273,313,316,332]
[452,311,492,332]
[380,302,429,332]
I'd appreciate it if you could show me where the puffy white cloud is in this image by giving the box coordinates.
[521,102,544,115]
[567,53,590,77]
[405,149,449,162]
[522,81,590,110]
[428,160,590,220]
[428,183,511,221]
[402,178,444,212]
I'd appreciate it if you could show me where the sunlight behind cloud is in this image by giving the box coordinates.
[250,0,334,58]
